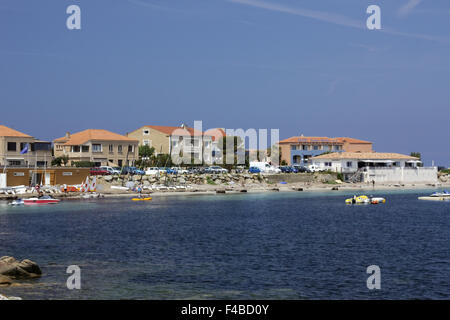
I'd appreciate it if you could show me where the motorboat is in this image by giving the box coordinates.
[23,196,60,205]
[9,199,25,206]
[345,195,386,205]
[371,197,386,204]
[418,190,450,201]
[345,195,370,205]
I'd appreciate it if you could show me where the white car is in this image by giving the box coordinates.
[307,165,322,172]
[208,166,229,174]
[145,167,161,175]
[100,166,121,175]
[171,167,188,174]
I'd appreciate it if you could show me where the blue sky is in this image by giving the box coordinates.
[1,0,449,165]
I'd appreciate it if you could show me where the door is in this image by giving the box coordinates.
[45,173,51,186]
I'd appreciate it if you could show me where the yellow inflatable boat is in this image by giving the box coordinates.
[132,197,152,201]
[345,195,370,205]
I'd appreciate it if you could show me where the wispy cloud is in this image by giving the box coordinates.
[398,0,423,17]
[228,0,364,29]
[326,79,340,96]
[228,0,449,44]
[127,0,176,12]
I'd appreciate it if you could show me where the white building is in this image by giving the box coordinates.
[311,152,438,184]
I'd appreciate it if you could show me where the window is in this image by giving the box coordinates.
[334,145,342,151]
[313,145,319,150]
[7,142,16,151]
[143,140,151,146]
[346,161,353,167]
[302,145,308,150]
[143,129,149,135]
[8,160,21,166]
[118,145,123,153]
[118,159,123,167]
[291,145,297,150]
[20,143,27,151]
[109,144,114,153]
[92,144,102,152]
[56,144,63,151]
[128,145,133,153]
[72,146,80,152]
[82,146,90,152]
[325,162,332,167]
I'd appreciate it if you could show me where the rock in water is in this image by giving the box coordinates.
[0,256,42,279]
[0,275,13,286]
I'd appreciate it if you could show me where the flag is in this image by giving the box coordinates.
[20,143,29,154]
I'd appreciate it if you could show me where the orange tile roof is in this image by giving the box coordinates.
[311,152,418,160]
[54,129,138,145]
[279,136,372,144]
[279,136,343,144]
[335,137,372,144]
[204,128,226,141]
[144,125,207,137]
[0,125,32,138]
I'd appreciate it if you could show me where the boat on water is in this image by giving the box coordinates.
[418,190,450,201]
[345,195,386,205]
[9,199,25,206]
[23,196,60,205]
[132,197,152,201]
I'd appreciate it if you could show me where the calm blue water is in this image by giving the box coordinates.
[0,190,449,300]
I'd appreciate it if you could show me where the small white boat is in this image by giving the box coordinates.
[9,199,25,206]
[419,190,450,201]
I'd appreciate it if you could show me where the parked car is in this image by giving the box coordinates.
[249,161,281,174]
[307,165,323,173]
[290,166,299,173]
[145,167,160,175]
[171,167,189,174]
[122,166,145,175]
[100,166,121,175]
[279,166,292,173]
[293,165,311,173]
[249,166,261,174]
[208,166,228,174]
[90,167,111,176]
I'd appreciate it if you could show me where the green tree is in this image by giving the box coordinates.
[139,145,155,159]
[410,152,423,167]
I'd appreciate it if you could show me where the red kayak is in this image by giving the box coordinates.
[24,197,60,205]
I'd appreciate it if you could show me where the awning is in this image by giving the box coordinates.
[406,160,422,163]
[6,158,25,160]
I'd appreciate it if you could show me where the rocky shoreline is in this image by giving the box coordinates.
[1,172,449,202]
[0,256,42,300]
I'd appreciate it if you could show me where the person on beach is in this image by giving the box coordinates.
[372,180,375,188]
[137,185,143,198]
[63,184,68,194]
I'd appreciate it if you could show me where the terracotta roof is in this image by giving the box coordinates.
[54,129,138,145]
[311,152,418,160]
[0,125,32,138]
[279,136,372,144]
[204,128,226,141]
[144,125,208,137]
[279,136,343,144]
[335,137,372,144]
